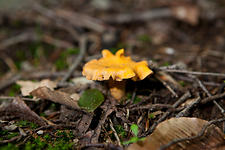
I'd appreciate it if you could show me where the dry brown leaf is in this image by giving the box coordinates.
[172,5,199,25]
[128,117,225,150]
[16,79,57,96]
[30,86,79,109]
[156,71,182,89]
[72,77,94,86]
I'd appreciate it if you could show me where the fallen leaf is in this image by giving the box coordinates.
[72,77,94,86]
[78,89,104,112]
[172,4,199,25]
[17,79,57,96]
[128,117,225,150]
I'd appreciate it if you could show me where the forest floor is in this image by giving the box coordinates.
[0,0,225,150]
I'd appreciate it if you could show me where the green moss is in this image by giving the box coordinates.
[47,140,73,150]
[16,120,38,129]
[0,130,19,141]
[126,93,142,104]
[0,143,19,150]
[55,130,74,141]
[137,34,151,43]
[43,134,51,140]
[40,113,47,117]
[8,84,21,96]
[133,96,141,104]
[49,103,57,110]
[0,129,8,136]
[148,113,155,119]
[0,130,74,150]
[115,125,127,138]
[15,50,26,70]
[179,81,186,87]
[162,62,170,66]
[7,132,19,139]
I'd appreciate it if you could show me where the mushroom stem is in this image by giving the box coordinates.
[108,79,126,101]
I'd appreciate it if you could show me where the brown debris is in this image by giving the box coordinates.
[0,97,46,126]
[30,86,80,110]
[128,117,225,150]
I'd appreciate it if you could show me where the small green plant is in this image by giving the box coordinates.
[122,124,145,145]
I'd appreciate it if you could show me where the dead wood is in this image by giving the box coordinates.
[0,97,46,126]
[30,86,80,110]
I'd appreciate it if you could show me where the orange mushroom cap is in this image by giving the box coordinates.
[82,49,153,81]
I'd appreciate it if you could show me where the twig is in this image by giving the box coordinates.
[0,74,21,91]
[91,99,114,143]
[174,74,221,87]
[82,143,123,150]
[158,68,225,77]
[0,32,36,51]
[131,88,137,103]
[33,3,80,40]
[0,31,73,51]
[59,36,87,83]
[176,96,201,117]
[30,87,80,110]
[109,119,121,146]
[193,76,225,114]
[129,104,179,111]
[145,91,191,136]
[0,96,37,102]
[103,8,172,24]
[22,71,81,79]
[54,9,112,33]
[77,113,94,136]
[158,64,186,70]
[201,92,225,104]
[155,73,178,97]
[0,135,22,144]
[173,91,191,108]
[159,118,225,150]
[34,124,79,132]
[0,97,46,126]
[0,71,81,91]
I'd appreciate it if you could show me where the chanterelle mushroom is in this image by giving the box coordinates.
[82,49,153,100]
